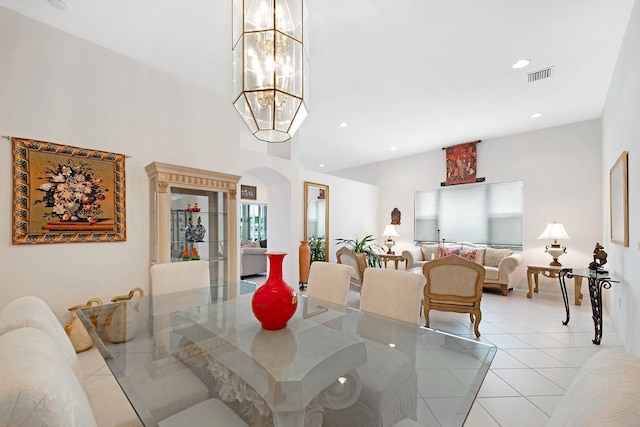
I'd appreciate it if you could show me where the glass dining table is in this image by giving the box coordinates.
[77,282,496,427]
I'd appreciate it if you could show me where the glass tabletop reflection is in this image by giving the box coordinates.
[78,282,496,427]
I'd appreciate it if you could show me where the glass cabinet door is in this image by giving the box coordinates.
[170,188,228,284]
[146,162,240,287]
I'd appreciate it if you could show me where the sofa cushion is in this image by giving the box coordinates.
[439,246,460,258]
[459,248,478,262]
[484,248,512,267]
[547,349,640,426]
[473,248,485,265]
[483,266,500,281]
[0,327,98,427]
[420,244,440,261]
[0,295,82,382]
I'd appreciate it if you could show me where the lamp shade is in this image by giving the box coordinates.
[382,224,399,237]
[537,222,571,242]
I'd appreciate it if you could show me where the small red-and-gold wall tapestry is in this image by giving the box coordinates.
[444,140,480,186]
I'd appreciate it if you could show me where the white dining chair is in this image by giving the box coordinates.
[150,260,210,296]
[147,261,213,421]
[325,269,424,426]
[306,262,354,306]
[360,268,426,325]
[150,260,212,316]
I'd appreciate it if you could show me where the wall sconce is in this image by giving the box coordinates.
[537,222,571,266]
[232,0,309,143]
[382,224,399,254]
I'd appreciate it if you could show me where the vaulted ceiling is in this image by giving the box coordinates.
[0,0,635,171]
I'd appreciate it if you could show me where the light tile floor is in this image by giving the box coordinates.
[79,275,623,427]
[399,287,621,427]
[241,275,625,426]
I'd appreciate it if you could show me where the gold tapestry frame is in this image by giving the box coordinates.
[12,137,126,244]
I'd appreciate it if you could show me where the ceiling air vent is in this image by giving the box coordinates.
[527,66,554,83]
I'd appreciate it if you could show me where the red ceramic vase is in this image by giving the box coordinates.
[251,252,298,330]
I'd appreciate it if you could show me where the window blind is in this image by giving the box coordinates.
[414,181,523,248]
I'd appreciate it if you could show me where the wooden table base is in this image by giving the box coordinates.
[527,265,583,305]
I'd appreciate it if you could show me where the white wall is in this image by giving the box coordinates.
[602,0,640,355]
[0,7,377,320]
[334,120,603,293]
[301,171,379,262]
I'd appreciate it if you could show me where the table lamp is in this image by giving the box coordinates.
[537,222,571,266]
[382,224,399,254]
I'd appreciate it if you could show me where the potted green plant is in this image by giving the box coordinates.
[335,234,383,267]
[308,235,326,262]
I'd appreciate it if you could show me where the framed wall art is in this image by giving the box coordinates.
[12,137,126,244]
[609,150,628,246]
[441,140,485,186]
[241,184,257,200]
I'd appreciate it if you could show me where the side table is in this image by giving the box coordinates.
[558,268,619,345]
[527,265,583,305]
[379,253,406,270]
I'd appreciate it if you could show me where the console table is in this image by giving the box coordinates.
[558,268,619,345]
[527,265,583,305]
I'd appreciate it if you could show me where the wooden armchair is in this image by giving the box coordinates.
[422,255,485,337]
[336,247,368,289]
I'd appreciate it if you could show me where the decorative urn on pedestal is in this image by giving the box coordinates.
[251,252,298,330]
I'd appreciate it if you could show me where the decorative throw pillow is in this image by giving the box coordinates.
[421,244,440,261]
[474,248,486,265]
[439,247,460,258]
[459,249,478,262]
[484,248,513,267]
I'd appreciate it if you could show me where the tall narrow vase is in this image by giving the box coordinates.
[251,252,298,330]
[299,241,311,285]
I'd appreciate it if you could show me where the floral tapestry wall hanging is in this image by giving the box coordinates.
[12,137,126,244]
[442,140,484,186]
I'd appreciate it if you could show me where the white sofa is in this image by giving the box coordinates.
[0,296,141,427]
[546,348,640,426]
[0,296,247,427]
[402,242,524,296]
[241,244,267,278]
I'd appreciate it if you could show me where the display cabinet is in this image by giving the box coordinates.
[146,162,240,285]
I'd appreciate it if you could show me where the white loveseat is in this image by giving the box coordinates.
[402,242,524,296]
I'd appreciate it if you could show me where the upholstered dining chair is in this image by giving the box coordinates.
[306,261,355,306]
[336,247,368,289]
[150,260,211,315]
[422,254,486,337]
[150,260,210,295]
[326,268,424,426]
[360,268,426,325]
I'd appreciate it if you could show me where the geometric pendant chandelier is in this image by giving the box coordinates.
[232,0,309,143]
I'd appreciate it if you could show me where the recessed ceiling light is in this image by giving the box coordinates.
[339,122,348,128]
[512,59,530,69]
[530,112,543,119]
[48,0,67,9]
[390,146,397,151]
[318,164,325,168]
